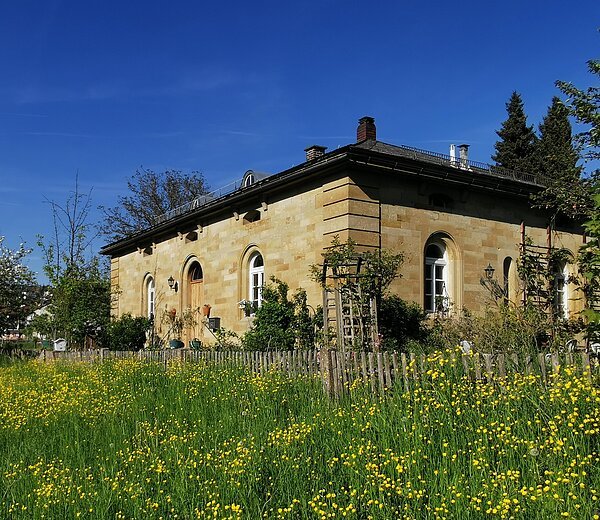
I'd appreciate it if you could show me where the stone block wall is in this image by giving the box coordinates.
[111,167,585,343]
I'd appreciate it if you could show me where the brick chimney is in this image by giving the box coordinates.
[357,116,376,142]
[304,145,327,162]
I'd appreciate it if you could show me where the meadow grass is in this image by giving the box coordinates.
[0,354,598,519]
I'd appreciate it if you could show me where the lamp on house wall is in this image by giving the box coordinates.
[167,276,178,292]
[484,263,495,280]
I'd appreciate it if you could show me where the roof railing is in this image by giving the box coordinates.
[391,144,544,185]
[155,178,247,224]
[156,144,546,225]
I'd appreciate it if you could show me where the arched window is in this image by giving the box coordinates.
[146,277,155,319]
[424,243,448,313]
[244,173,255,187]
[249,252,264,307]
[189,262,203,283]
[553,262,569,319]
[503,257,512,303]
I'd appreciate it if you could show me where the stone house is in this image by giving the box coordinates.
[101,116,584,344]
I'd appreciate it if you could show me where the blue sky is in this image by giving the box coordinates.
[0,0,598,282]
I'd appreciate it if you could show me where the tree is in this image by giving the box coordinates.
[556,59,600,340]
[0,238,37,337]
[35,179,111,348]
[578,187,600,332]
[531,97,589,219]
[556,60,600,162]
[492,91,538,172]
[100,168,209,241]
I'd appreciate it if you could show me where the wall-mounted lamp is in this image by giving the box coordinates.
[167,276,178,292]
[484,263,495,280]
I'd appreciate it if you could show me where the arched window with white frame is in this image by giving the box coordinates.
[146,277,155,319]
[424,243,449,313]
[249,252,264,308]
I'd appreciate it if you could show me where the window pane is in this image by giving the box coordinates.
[425,279,432,295]
[425,264,432,278]
[425,295,433,312]
[252,254,264,268]
[435,265,444,279]
[436,281,444,295]
[426,244,443,259]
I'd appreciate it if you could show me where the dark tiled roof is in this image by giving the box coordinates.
[102,139,545,255]
[353,140,544,186]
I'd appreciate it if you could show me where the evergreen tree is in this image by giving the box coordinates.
[532,96,588,219]
[492,92,538,172]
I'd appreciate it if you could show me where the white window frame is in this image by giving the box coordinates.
[146,277,155,319]
[249,253,264,308]
[425,244,449,314]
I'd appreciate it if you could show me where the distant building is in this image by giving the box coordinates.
[101,116,584,344]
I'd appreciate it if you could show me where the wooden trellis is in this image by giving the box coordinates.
[519,223,557,315]
[321,258,378,352]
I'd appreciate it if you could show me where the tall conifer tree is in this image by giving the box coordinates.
[532,96,587,219]
[492,91,538,172]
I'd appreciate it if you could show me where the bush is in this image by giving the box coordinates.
[242,277,316,351]
[422,305,582,355]
[106,314,151,351]
[378,295,429,352]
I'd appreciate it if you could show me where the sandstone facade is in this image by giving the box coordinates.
[103,118,584,345]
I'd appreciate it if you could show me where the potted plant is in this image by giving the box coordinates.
[162,307,197,349]
[238,299,258,317]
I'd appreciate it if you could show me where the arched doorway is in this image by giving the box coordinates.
[186,261,204,342]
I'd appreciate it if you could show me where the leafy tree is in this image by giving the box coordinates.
[556,59,600,162]
[36,180,111,348]
[0,238,37,337]
[578,184,600,338]
[242,277,315,351]
[100,168,209,241]
[556,59,600,340]
[532,97,589,219]
[492,91,538,172]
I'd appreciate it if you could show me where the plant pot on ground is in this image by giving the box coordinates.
[161,307,198,349]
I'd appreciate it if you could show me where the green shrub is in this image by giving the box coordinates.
[422,305,581,355]
[106,314,150,351]
[242,277,316,351]
[378,295,429,352]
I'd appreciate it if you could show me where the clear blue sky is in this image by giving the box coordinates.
[0,0,598,282]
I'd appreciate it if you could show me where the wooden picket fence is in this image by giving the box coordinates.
[38,348,598,397]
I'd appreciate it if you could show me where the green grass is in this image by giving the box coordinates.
[0,355,598,519]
